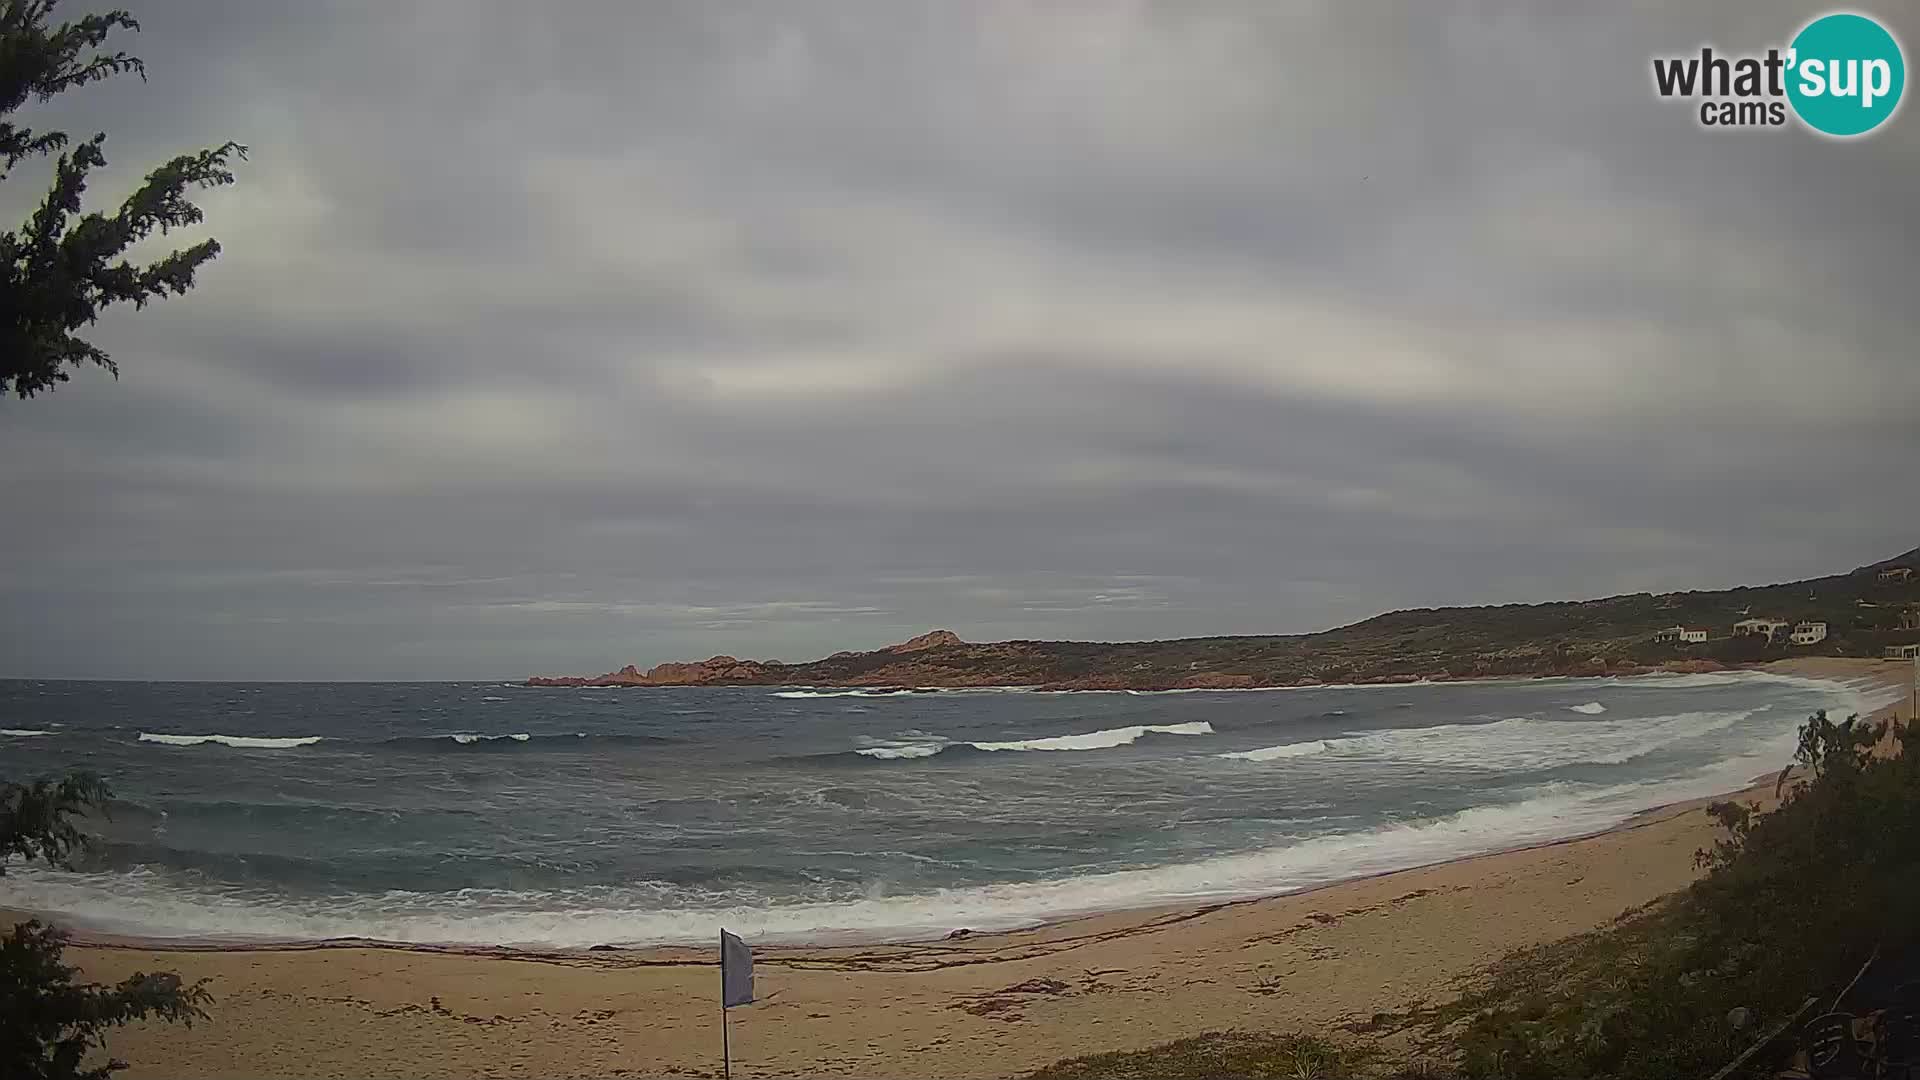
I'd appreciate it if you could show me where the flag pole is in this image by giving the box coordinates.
[721,928,732,1080]
[719,926,752,1079]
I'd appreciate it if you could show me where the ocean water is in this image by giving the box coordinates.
[0,671,1897,948]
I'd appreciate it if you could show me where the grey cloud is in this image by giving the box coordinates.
[0,1,1914,679]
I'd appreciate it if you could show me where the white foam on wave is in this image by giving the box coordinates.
[788,683,1458,698]
[854,742,947,760]
[481,696,507,703]
[775,690,872,698]
[1217,709,1755,772]
[1373,710,1754,769]
[446,733,532,744]
[6,665,1884,950]
[1568,701,1607,714]
[1215,669,1900,774]
[1616,670,1884,695]
[852,721,1215,758]
[972,721,1213,752]
[1218,740,1333,762]
[2,728,53,737]
[777,688,940,698]
[137,733,322,749]
[0,730,1809,950]
[1623,672,1753,690]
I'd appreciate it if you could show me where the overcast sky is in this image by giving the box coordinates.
[1,1,1914,680]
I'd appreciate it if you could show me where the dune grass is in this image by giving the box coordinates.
[1027,1031,1374,1080]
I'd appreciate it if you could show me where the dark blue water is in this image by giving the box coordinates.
[0,671,1889,946]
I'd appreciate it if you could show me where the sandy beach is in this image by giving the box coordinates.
[34,658,1912,1079]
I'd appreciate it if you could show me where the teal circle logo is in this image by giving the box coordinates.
[1787,12,1905,136]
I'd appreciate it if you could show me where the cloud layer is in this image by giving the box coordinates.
[2,1,1914,678]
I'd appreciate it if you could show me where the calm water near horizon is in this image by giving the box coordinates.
[0,670,1898,948]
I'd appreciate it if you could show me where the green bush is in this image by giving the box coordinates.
[1024,709,1920,1080]
[1028,1031,1371,1080]
[1447,709,1918,1079]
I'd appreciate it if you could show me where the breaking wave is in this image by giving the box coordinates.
[1218,740,1334,761]
[852,721,1215,760]
[4,666,1883,950]
[0,741,1801,949]
[853,742,948,760]
[774,688,945,698]
[138,733,322,749]
[1215,709,1755,772]
[132,731,674,752]
[2,728,53,737]
[1568,701,1607,714]
[975,721,1213,752]
[775,690,878,698]
[379,732,668,751]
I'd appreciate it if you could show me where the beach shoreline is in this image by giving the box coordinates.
[26,657,1912,1079]
[20,657,1893,957]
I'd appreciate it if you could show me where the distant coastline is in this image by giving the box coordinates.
[526,547,1919,691]
[525,649,1740,692]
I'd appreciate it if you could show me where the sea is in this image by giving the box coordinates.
[0,670,1899,948]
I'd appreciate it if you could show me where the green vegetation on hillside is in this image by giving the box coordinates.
[1028,708,1920,1080]
[553,547,1920,688]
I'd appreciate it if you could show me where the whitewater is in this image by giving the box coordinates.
[0,669,1897,948]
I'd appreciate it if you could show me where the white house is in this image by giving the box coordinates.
[1680,628,1709,644]
[1886,643,1920,660]
[1789,621,1828,645]
[1652,625,1686,643]
[1732,618,1790,640]
[1881,566,1914,583]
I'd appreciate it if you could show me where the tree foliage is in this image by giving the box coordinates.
[1,772,211,1079]
[0,3,227,1067]
[0,772,110,867]
[1,0,243,398]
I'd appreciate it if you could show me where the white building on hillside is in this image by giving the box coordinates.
[1732,618,1790,640]
[1881,566,1913,583]
[1789,621,1828,645]
[1680,628,1709,644]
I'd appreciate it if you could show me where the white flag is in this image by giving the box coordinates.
[720,929,753,1008]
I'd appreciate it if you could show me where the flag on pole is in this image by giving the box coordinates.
[721,929,754,1008]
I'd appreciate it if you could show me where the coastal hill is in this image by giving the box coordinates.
[527,547,1919,690]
